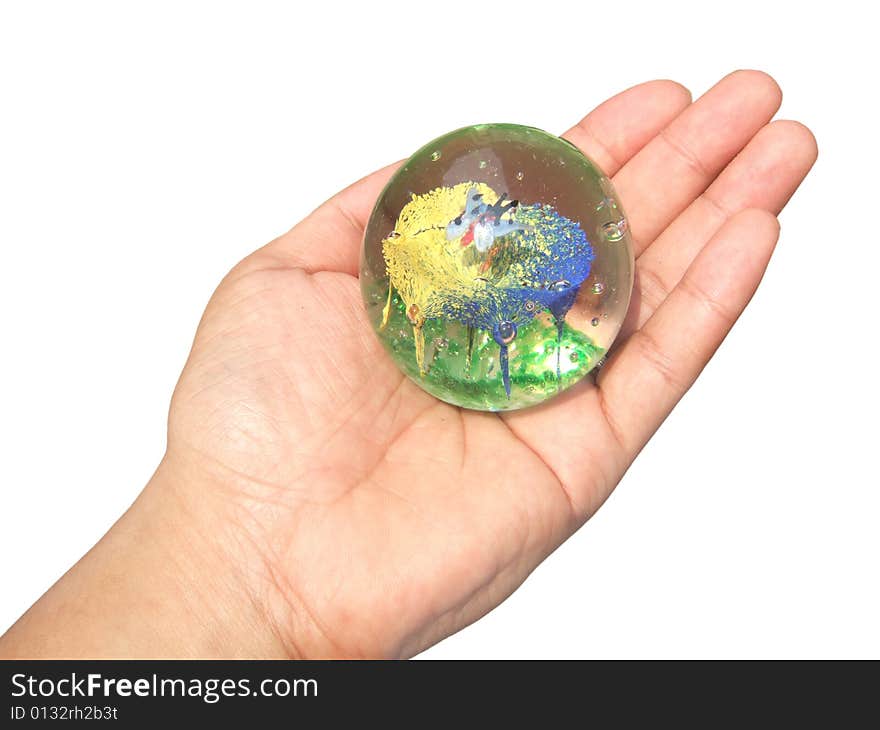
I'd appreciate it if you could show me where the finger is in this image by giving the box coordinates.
[562,79,692,176]
[597,209,781,459]
[323,79,689,234]
[251,161,401,275]
[258,80,692,276]
[624,120,817,336]
[323,160,403,231]
[614,70,782,258]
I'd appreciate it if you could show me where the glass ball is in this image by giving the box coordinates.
[360,123,634,411]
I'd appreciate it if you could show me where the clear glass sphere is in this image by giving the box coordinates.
[360,123,634,411]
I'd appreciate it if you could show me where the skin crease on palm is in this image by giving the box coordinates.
[0,71,817,659]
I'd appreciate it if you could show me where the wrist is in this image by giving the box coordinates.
[125,456,295,658]
[0,456,292,658]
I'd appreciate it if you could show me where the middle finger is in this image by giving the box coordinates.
[612,70,783,258]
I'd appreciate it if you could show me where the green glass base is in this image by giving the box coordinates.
[376,290,604,411]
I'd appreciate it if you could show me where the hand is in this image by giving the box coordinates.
[0,71,817,659]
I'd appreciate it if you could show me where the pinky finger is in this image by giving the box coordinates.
[597,208,781,459]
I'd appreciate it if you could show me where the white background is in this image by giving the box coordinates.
[1,1,877,659]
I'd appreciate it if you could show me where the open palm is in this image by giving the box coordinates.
[164,72,816,658]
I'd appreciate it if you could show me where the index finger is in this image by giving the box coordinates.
[258,79,693,275]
